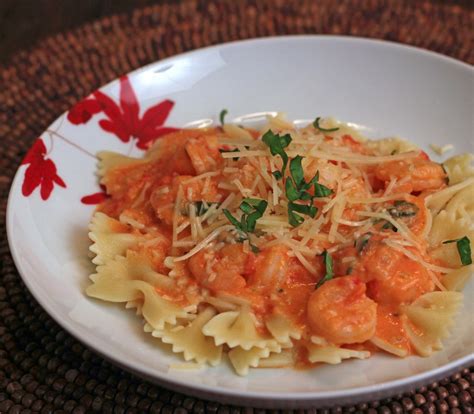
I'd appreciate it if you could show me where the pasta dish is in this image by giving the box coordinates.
[86,114,473,375]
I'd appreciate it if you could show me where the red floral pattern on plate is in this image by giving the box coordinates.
[21,139,66,200]
[81,185,109,205]
[67,75,178,150]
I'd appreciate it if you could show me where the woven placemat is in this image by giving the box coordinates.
[1,0,473,412]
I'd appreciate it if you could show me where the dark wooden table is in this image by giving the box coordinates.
[0,0,177,63]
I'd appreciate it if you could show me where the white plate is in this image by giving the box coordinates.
[6,36,474,408]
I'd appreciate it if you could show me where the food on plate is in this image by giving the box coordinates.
[86,114,473,375]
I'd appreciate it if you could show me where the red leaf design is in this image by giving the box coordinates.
[21,138,67,201]
[138,99,175,133]
[119,76,140,134]
[81,192,108,205]
[22,139,47,165]
[84,75,178,149]
[136,127,180,150]
[67,98,102,125]
[81,184,108,205]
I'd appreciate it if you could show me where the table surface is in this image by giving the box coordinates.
[0,0,173,63]
[0,1,473,413]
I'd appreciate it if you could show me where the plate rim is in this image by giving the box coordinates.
[5,34,474,407]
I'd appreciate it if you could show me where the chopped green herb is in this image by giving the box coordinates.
[313,117,340,133]
[223,198,268,246]
[288,202,317,218]
[219,109,228,126]
[262,130,292,176]
[381,221,397,232]
[316,250,334,289]
[346,265,354,275]
[250,244,260,254]
[194,201,219,216]
[388,201,419,218]
[223,209,243,231]
[356,233,372,254]
[272,170,283,180]
[314,182,333,198]
[443,236,472,265]
[288,209,305,227]
[285,179,300,202]
[290,156,305,188]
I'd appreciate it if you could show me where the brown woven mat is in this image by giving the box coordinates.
[1,0,473,412]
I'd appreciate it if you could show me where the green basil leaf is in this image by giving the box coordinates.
[262,130,292,175]
[239,201,253,215]
[219,109,228,126]
[316,250,334,288]
[288,209,305,227]
[356,233,372,254]
[388,201,419,218]
[285,179,301,201]
[250,243,260,254]
[193,201,220,216]
[314,182,333,197]
[313,117,340,133]
[242,198,268,214]
[443,236,472,266]
[272,170,282,180]
[288,202,317,218]
[290,155,305,188]
[223,209,242,231]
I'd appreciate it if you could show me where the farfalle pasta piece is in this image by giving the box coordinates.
[257,349,294,368]
[228,342,282,376]
[202,308,279,350]
[306,344,370,364]
[125,299,143,316]
[429,210,471,247]
[443,154,474,185]
[366,137,419,156]
[97,151,145,179]
[425,177,474,216]
[402,291,463,357]
[150,307,222,366]
[89,212,145,265]
[91,253,175,291]
[265,312,302,344]
[369,337,408,358]
[443,265,473,292]
[444,182,474,220]
[86,278,190,330]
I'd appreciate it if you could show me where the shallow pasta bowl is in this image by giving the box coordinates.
[6,36,474,408]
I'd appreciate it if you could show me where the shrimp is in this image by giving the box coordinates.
[247,245,290,293]
[185,134,223,174]
[374,156,446,193]
[187,244,253,292]
[307,276,377,344]
[150,175,221,226]
[360,242,435,305]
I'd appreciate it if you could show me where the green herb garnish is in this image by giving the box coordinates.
[388,200,419,218]
[223,198,268,251]
[314,182,333,198]
[316,250,334,289]
[355,233,372,254]
[219,109,228,126]
[313,117,340,133]
[272,171,283,180]
[262,130,292,177]
[443,236,472,266]
[194,201,220,216]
